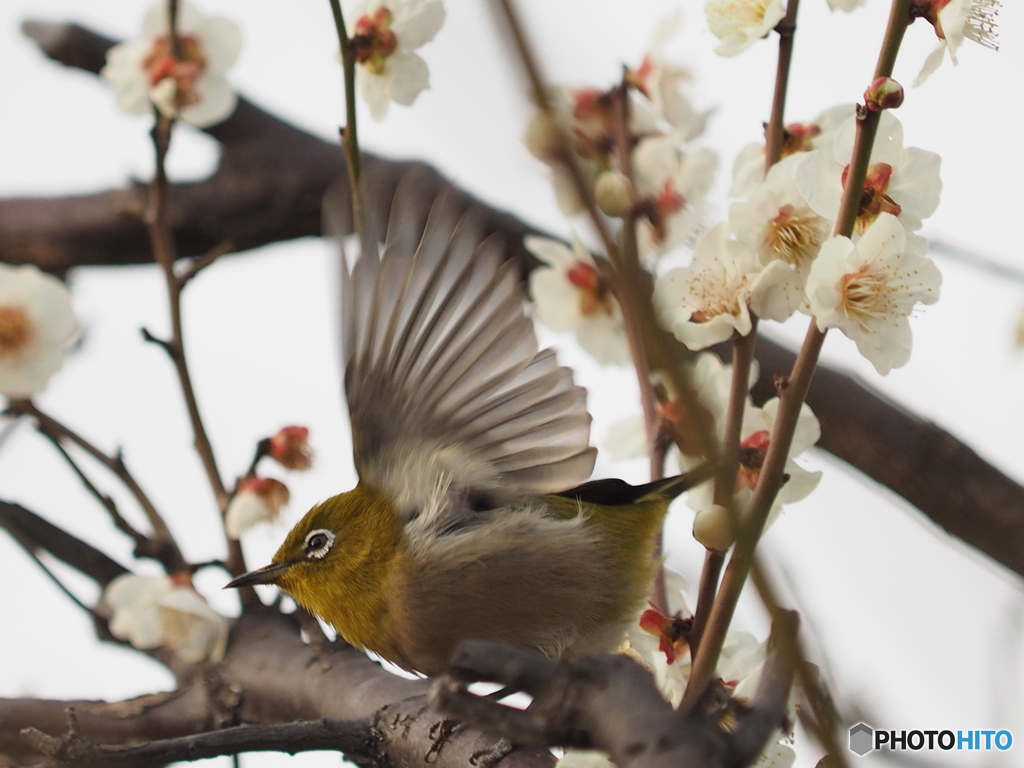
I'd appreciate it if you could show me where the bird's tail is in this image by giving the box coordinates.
[553,465,713,508]
[635,465,715,502]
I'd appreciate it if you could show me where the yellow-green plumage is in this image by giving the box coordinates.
[227,177,701,676]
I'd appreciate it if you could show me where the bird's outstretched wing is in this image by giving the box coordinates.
[336,172,596,530]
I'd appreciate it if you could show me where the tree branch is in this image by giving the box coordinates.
[1,612,556,768]
[433,613,797,768]
[20,716,375,767]
[4,20,1024,580]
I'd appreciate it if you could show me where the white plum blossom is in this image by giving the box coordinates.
[795,111,942,236]
[729,154,832,319]
[225,477,290,539]
[627,14,712,140]
[634,136,718,260]
[672,353,820,529]
[102,1,240,127]
[654,223,793,350]
[351,0,446,121]
[914,0,1000,86]
[526,236,631,365]
[807,213,941,375]
[622,575,796,767]
[705,0,787,57]
[731,104,854,197]
[524,86,659,216]
[0,264,77,399]
[105,574,229,663]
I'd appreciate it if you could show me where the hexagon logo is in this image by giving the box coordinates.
[849,723,874,756]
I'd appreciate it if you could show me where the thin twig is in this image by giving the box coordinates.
[9,400,184,571]
[141,19,250,594]
[748,556,852,768]
[685,0,913,702]
[18,542,95,617]
[176,239,234,287]
[35,427,148,548]
[329,0,374,258]
[690,0,798,658]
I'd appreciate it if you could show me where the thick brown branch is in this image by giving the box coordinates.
[5,20,1024,579]
[20,717,374,767]
[434,614,797,768]
[1,613,555,768]
[4,22,539,277]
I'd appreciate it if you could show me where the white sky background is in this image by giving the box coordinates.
[1,1,1023,767]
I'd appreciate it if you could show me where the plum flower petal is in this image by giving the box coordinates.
[526,236,631,365]
[105,574,228,663]
[706,0,787,56]
[914,0,999,86]
[730,104,854,197]
[729,154,833,318]
[635,136,718,259]
[0,264,77,398]
[655,224,791,349]
[628,14,712,140]
[807,213,941,375]
[352,0,445,120]
[795,112,942,235]
[102,1,240,127]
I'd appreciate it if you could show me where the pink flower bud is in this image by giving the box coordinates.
[863,77,904,111]
[225,477,290,538]
[268,426,312,470]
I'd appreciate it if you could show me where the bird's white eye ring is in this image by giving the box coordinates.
[304,528,335,559]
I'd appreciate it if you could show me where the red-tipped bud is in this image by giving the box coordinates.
[268,426,313,470]
[225,477,290,539]
[864,77,904,112]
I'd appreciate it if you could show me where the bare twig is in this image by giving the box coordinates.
[8,400,185,572]
[176,239,234,287]
[0,500,128,587]
[35,426,148,549]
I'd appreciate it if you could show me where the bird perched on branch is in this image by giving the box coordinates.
[227,176,703,676]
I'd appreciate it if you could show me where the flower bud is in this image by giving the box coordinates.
[523,112,561,161]
[594,171,633,217]
[692,503,736,551]
[225,477,290,539]
[863,76,904,111]
[268,425,313,470]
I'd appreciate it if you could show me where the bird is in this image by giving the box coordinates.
[226,173,704,677]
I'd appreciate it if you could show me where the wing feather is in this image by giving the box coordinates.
[338,172,595,529]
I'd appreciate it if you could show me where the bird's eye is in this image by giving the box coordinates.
[304,528,335,559]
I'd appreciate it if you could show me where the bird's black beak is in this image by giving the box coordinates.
[224,562,291,589]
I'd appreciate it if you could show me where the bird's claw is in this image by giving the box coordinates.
[470,737,513,768]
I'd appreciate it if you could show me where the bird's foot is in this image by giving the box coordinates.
[426,716,461,762]
[470,737,513,768]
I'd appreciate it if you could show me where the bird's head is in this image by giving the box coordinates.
[225,484,404,620]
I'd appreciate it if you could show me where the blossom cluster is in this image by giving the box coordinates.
[656,109,943,376]
[524,17,716,365]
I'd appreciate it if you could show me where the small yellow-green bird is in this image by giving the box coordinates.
[227,181,701,676]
